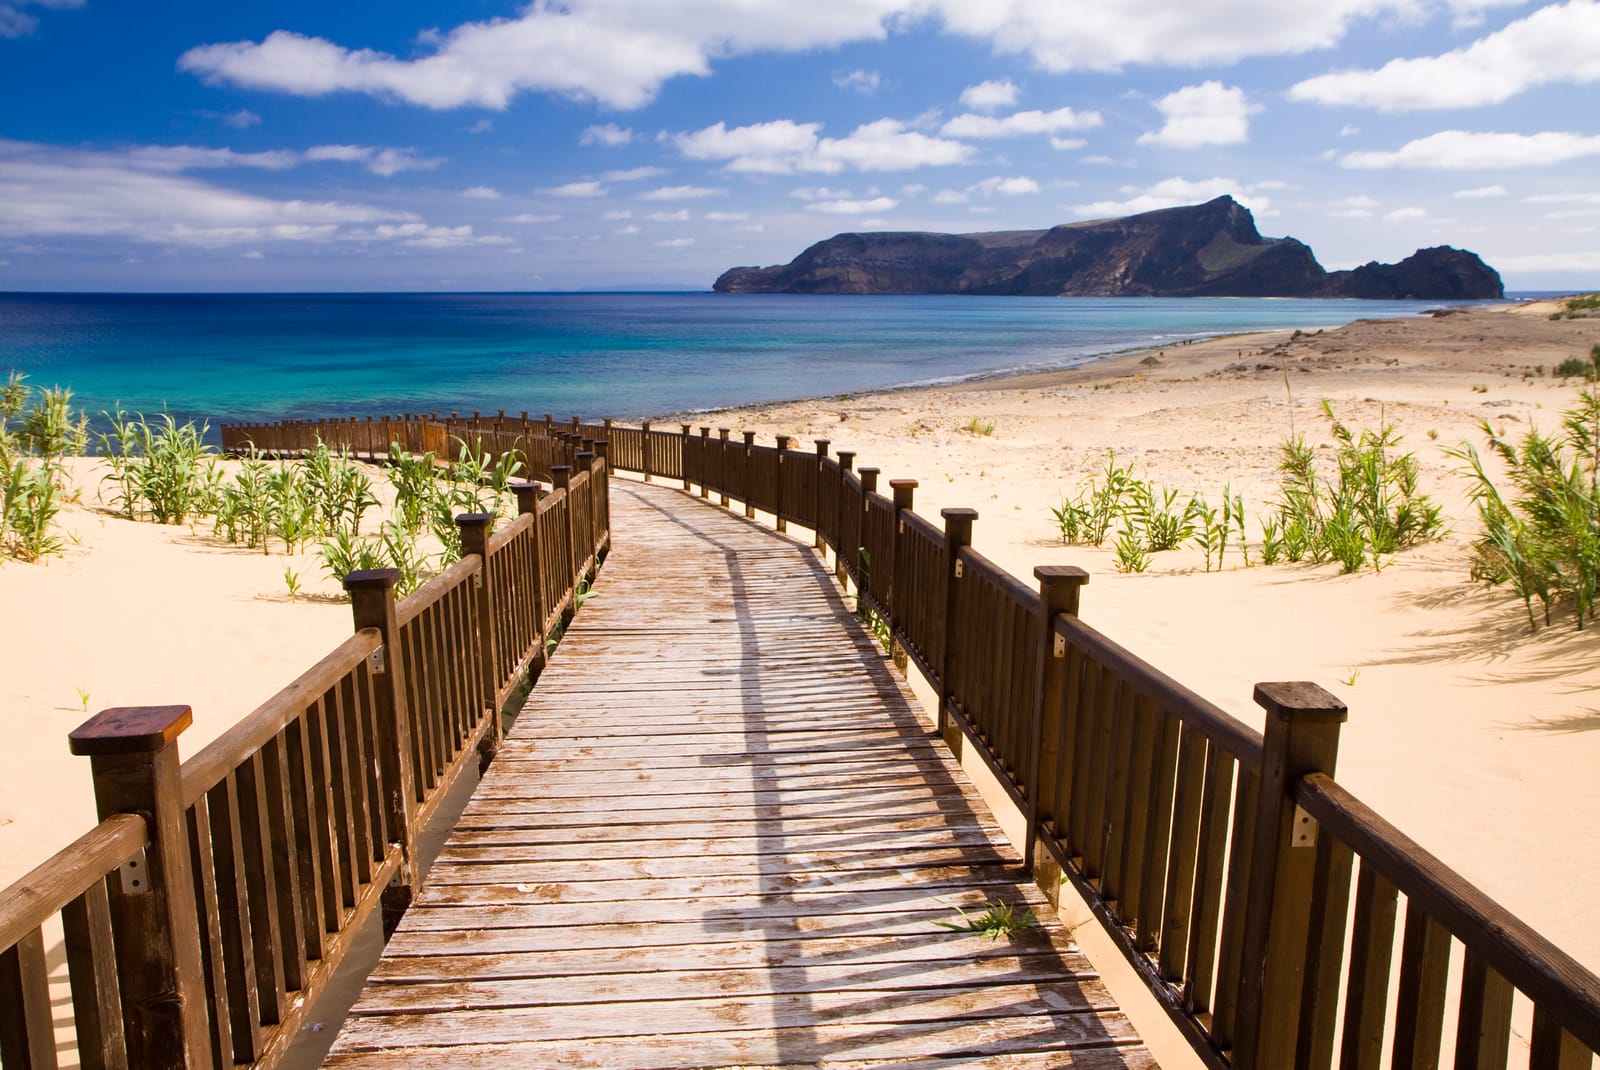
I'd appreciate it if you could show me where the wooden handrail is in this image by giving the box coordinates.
[0,814,145,951]
[179,629,381,806]
[394,555,480,629]
[1296,772,1600,1052]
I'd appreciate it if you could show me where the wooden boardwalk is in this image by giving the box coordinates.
[323,479,1153,1068]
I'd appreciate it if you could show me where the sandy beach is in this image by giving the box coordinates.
[4,296,1600,996]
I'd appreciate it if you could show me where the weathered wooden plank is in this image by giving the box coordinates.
[330,478,1148,1067]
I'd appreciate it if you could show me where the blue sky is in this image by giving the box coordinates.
[1,0,1596,291]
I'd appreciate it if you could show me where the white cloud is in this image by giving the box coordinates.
[180,1,1433,113]
[504,212,561,223]
[126,145,301,171]
[601,166,667,181]
[0,0,81,39]
[0,138,422,247]
[971,175,1040,196]
[675,117,974,174]
[197,109,262,130]
[639,184,725,200]
[1137,81,1260,148]
[1328,194,1380,219]
[647,209,691,221]
[705,210,749,221]
[582,123,634,147]
[1526,191,1600,205]
[1343,130,1600,169]
[1383,206,1428,222]
[616,223,641,234]
[461,186,502,200]
[1447,0,1528,28]
[1454,184,1509,198]
[958,79,1018,111]
[1071,177,1277,219]
[789,186,850,201]
[807,196,898,214]
[939,106,1102,139]
[833,69,881,93]
[931,189,968,204]
[1050,137,1086,151]
[545,180,608,197]
[656,237,697,248]
[469,119,493,134]
[1289,2,1600,111]
[1491,250,1600,272]
[602,210,633,220]
[303,144,443,176]
[1339,124,1360,137]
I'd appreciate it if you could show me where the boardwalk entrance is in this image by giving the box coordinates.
[324,479,1152,1067]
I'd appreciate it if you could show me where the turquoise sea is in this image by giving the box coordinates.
[0,292,1485,431]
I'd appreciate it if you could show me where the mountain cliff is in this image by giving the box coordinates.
[712,197,1503,300]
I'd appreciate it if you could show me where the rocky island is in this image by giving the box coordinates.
[712,196,1503,300]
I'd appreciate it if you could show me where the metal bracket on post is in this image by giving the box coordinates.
[954,559,964,579]
[1291,804,1318,848]
[369,645,387,675]
[1053,632,1066,658]
[118,847,150,895]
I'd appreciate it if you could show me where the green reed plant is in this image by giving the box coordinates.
[1449,387,1600,630]
[1,373,81,561]
[1265,402,1443,573]
[98,410,220,525]
[1052,450,1137,547]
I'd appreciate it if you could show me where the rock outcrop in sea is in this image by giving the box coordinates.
[712,196,1503,300]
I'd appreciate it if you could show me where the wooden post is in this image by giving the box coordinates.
[774,435,792,532]
[680,424,692,490]
[551,465,579,609]
[342,569,419,936]
[886,479,917,674]
[698,428,712,499]
[1025,566,1091,875]
[456,513,500,773]
[718,429,731,507]
[937,508,977,748]
[836,451,855,583]
[68,706,214,1069]
[813,439,830,551]
[641,420,654,482]
[1233,682,1348,1070]
[742,431,757,518]
[510,483,548,675]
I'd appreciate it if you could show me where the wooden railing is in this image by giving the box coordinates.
[602,419,1600,1070]
[0,445,609,1069]
[24,409,1596,1068]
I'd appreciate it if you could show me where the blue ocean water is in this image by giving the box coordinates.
[0,291,1470,429]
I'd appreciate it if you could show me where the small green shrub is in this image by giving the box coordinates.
[962,416,996,436]
[1,373,82,561]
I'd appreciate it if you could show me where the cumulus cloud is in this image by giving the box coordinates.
[302,144,444,176]
[931,189,968,204]
[126,145,301,171]
[1137,81,1260,148]
[504,212,561,223]
[656,237,696,248]
[1289,2,1600,111]
[602,210,633,220]
[0,0,81,39]
[1328,194,1380,219]
[197,109,262,130]
[601,166,667,181]
[807,195,898,214]
[647,209,691,221]
[971,175,1041,195]
[616,223,641,234]
[1342,130,1600,169]
[639,184,725,200]
[939,106,1101,139]
[1454,184,1509,197]
[180,1,1424,113]
[833,69,882,93]
[958,79,1019,111]
[1071,177,1278,218]
[545,180,608,196]
[705,210,749,221]
[581,123,634,146]
[460,186,502,200]
[1383,206,1428,222]
[674,117,974,174]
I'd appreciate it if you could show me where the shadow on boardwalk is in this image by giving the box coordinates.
[323,479,1152,1068]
